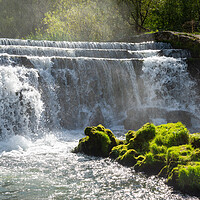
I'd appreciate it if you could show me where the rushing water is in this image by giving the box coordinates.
[0,39,199,199]
[0,132,199,200]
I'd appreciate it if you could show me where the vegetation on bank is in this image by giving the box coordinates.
[0,0,200,41]
[74,123,200,197]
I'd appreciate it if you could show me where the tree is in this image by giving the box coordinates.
[0,0,56,38]
[28,0,132,41]
[117,0,158,33]
[147,0,200,32]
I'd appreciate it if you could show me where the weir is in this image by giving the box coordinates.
[0,38,199,137]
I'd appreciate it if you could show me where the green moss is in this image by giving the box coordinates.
[105,128,117,147]
[127,123,156,153]
[96,124,105,131]
[74,124,117,157]
[153,122,189,148]
[84,126,95,137]
[134,152,166,174]
[167,145,194,164]
[167,162,200,196]
[150,142,167,154]
[109,144,128,159]
[73,136,90,154]
[125,130,136,143]
[94,131,112,156]
[136,123,156,141]
[117,149,138,167]
[189,133,200,148]
[191,148,200,161]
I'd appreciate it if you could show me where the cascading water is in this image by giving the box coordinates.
[0,38,199,199]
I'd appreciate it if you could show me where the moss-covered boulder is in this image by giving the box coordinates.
[134,122,190,175]
[167,162,200,196]
[109,123,156,167]
[134,152,166,174]
[109,144,128,159]
[189,133,200,149]
[127,123,156,154]
[117,149,138,167]
[153,122,189,148]
[74,124,117,157]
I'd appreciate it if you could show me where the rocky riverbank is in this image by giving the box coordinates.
[74,123,200,197]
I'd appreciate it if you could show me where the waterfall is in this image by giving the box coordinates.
[0,38,199,137]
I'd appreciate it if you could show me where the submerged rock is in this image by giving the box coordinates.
[74,122,200,197]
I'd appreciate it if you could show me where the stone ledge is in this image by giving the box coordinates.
[126,31,200,58]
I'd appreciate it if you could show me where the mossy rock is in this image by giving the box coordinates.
[109,144,128,159]
[167,145,195,164]
[117,149,138,167]
[167,162,200,197]
[74,124,117,157]
[134,152,166,175]
[149,142,168,155]
[191,148,200,161]
[189,133,200,149]
[125,130,136,143]
[127,123,156,153]
[153,122,189,148]
[154,31,200,58]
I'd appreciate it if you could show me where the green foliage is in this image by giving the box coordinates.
[0,0,56,38]
[28,0,132,41]
[146,0,200,32]
[117,0,159,33]
[1,0,200,39]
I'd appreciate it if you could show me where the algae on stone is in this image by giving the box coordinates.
[127,123,156,153]
[167,162,200,196]
[109,144,128,159]
[117,149,138,166]
[189,133,200,148]
[74,124,117,157]
[153,122,189,148]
